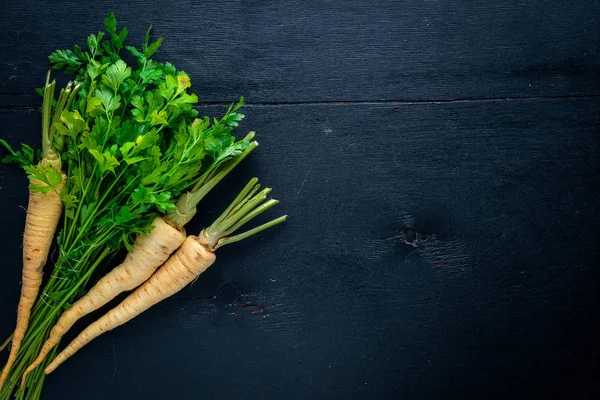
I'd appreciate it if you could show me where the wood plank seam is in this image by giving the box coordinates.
[2,93,600,112]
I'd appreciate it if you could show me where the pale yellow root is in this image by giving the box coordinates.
[21,216,185,384]
[45,236,215,374]
[0,177,65,389]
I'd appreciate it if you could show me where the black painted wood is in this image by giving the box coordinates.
[1,98,599,399]
[1,0,599,107]
[1,1,599,399]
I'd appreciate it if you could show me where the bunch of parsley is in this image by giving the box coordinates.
[0,14,251,400]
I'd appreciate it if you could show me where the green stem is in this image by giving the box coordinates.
[62,160,96,246]
[64,83,82,113]
[0,334,12,352]
[213,189,271,235]
[220,185,264,226]
[220,199,279,238]
[48,84,69,141]
[40,73,79,172]
[64,166,128,255]
[200,178,286,250]
[62,161,100,246]
[0,243,114,398]
[40,71,55,158]
[166,138,259,229]
[192,133,256,193]
[28,239,112,342]
[214,216,287,249]
[210,178,259,229]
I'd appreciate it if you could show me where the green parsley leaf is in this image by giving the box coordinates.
[149,110,169,126]
[104,13,117,35]
[86,32,105,55]
[158,75,178,100]
[80,202,96,223]
[95,88,121,113]
[54,110,88,139]
[163,62,177,75]
[86,97,104,117]
[113,27,129,53]
[126,45,146,62]
[88,148,120,174]
[49,49,84,75]
[115,206,133,225]
[61,193,78,219]
[101,60,132,92]
[0,139,35,167]
[143,26,163,59]
[23,165,63,194]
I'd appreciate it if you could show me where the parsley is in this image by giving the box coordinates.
[48,49,84,75]
[1,14,263,399]
[0,139,35,167]
[22,164,64,194]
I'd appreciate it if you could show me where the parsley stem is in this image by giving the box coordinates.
[214,189,272,234]
[193,133,257,192]
[220,199,279,238]
[7,246,112,397]
[166,138,259,229]
[48,82,71,141]
[211,178,259,228]
[63,162,98,245]
[40,72,56,160]
[65,165,128,253]
[214,216,287,250]
[201,178,285,250]
[1,16,267,398]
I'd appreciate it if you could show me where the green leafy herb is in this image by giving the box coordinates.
[1,14,261,400]
[0,139,35,167]
[22,164,64,194]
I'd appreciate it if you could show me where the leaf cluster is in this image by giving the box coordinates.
[1,13,252,256]
[0,13,261,400]
[43,13,251,252]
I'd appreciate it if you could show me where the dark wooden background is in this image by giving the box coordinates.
[1,1,599,399]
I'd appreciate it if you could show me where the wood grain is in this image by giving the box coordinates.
[1,0,599,107]
[1,96,598,398]
[1,0,599,398]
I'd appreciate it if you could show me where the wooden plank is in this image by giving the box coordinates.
[1,98,598,398]
[1,0,600,106]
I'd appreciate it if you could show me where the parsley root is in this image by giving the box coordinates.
[0,75,77,390]
[20,217,184,384]
[22,137,258,384]
[45,178,286,373]
[0,14,277,399]
[0,178,65,388]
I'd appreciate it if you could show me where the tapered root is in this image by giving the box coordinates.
[45,236,215,374]
[0,177,65,389]
[21,216,185,387]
